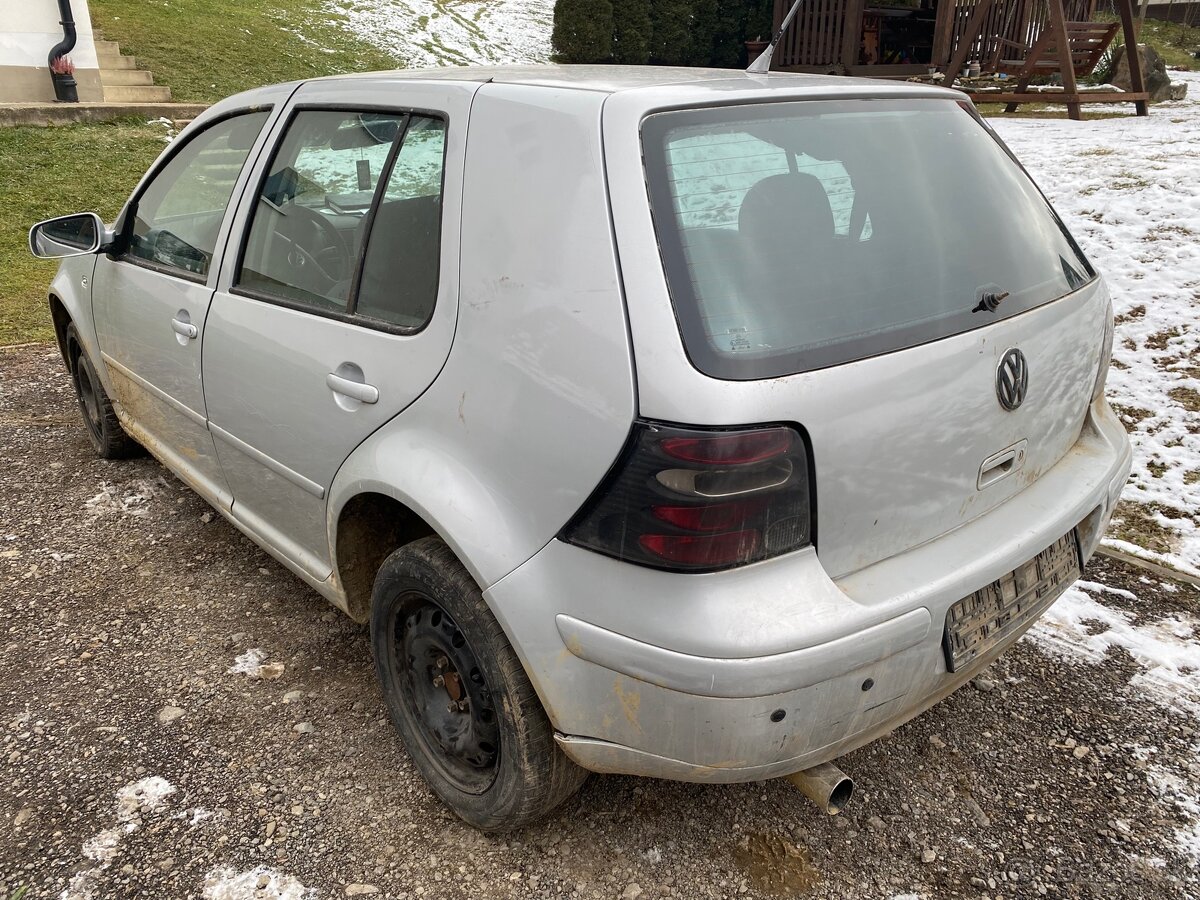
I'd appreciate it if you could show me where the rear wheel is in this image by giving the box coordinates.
[65,324,140,459]
[370,536,587,831]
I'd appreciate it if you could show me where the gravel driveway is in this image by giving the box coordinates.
[2,343,1198,900]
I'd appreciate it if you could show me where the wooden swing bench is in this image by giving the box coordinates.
[940,0,1149,119]
[986,21,1141,113]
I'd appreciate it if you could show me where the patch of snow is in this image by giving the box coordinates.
[1101,538,1200,580]
[115,776,177,820]
[1075,579,1139,601]
[60,776,177,900]
[81,825,133,862]
[227,648,285,679]
[1026,586,1200,716]
[326,0,554,68]
[85,478,168,519]
[1147,754,1200,867]
[990,74,1200,571]
[202,866,316,900]
[228,647,268,674]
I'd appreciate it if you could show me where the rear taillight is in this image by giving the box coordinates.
[561,420,813,572]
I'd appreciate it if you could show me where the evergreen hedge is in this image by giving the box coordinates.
[552,0,777,68]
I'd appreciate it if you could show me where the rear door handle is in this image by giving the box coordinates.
[326,372,379,405]
[171,317,197,340]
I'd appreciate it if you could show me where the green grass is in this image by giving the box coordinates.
[1125,16,1200,70]
[1,0,408,346]
[0,121,167,345]
[89,0,403,103]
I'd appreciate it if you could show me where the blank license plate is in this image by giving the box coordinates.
[942,530,1081,673]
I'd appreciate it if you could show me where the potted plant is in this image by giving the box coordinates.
[745,35,770,59]
[50,56,79,103]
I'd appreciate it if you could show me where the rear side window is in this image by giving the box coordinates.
[356,117,446,328]
[642,99,1094,380]
[126,111,270,279]
[236,110,446,331]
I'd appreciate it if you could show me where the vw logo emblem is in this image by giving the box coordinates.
[996,348,1029,411]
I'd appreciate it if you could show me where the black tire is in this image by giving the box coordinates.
[371,536,587,831]
[65,324,140,459]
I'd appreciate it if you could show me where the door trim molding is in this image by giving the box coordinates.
[209,422,326,499]
[101,351,207,428]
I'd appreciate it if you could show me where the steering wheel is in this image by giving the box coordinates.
[266,200,350,296]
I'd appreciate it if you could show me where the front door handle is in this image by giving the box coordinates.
[171,316,197,340]
[326,372,379,405]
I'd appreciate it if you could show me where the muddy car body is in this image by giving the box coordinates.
[32,65,1132,829]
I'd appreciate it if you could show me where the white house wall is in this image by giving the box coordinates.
[0,0,102,102]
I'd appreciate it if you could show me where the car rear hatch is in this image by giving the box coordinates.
[602,85,1108,579]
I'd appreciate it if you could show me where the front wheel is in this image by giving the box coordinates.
[65,324,140,459]
[370,536,587,831]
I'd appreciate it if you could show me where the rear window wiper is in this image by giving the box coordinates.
[973,288,1010,314]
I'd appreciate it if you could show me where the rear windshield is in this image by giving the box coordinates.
[641,98,1094,380]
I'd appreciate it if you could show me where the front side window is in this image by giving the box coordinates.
[642,99,1094,380]
[126,111,270,279]
[237,110,446,328]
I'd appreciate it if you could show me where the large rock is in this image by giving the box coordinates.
[1110,43,1173,102]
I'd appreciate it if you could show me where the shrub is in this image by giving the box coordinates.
[552,0,615,62]
[612,0,652,64]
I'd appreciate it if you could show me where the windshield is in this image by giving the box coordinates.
[642,98,1094,380]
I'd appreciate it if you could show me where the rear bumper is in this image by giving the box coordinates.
[483,398,1132,782]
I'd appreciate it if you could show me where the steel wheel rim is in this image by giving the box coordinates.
[390,592,500,794]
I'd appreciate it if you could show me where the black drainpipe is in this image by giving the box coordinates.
[47,0,78,67]
[47,0,79,102]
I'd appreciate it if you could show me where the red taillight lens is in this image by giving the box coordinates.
[660,430,793,465]
[561,420,813,572]
[639,530,761,566]
[651,498,768,532]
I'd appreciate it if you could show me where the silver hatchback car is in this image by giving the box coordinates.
[31,65,1132,830]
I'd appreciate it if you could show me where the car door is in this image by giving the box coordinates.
[92,97,284,507]
[203,80,478,580]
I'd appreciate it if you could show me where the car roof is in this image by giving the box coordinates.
[311,64,954,99]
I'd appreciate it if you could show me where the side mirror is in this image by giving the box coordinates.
[29,212,109,259]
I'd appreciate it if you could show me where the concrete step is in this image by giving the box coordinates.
[97,53,137,70]
[93,40,121,55]
[99,68,153,86]
[103,84,172,103]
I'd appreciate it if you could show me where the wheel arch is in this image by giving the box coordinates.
[48,293,73,369]
[331,490,438,623]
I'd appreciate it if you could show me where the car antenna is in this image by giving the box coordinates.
[747,0,808,75]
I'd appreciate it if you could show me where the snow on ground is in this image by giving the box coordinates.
[60,777,178,900]
[990,74,1200,573]
[328,0,554,68]
[202,866,316,900]
[1027,583,1200,716]
[1027,572,1200,866]
[227,648,286,680]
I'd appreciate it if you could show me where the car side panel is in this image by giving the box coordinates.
[326,83,637,591]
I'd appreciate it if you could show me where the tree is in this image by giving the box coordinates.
[612,0,652,65]
[708,0,750,68]
[552,0,614,63]
[649,0,693,66]
[687,0,719,66]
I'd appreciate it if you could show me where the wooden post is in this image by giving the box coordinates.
[931,0,957,68]
[840,0,867,70]
[941,0,995,86]
[1046,0,1081,119]
[1118,0,1150,115]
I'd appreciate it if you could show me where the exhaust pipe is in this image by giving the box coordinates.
[784,762,854,815]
